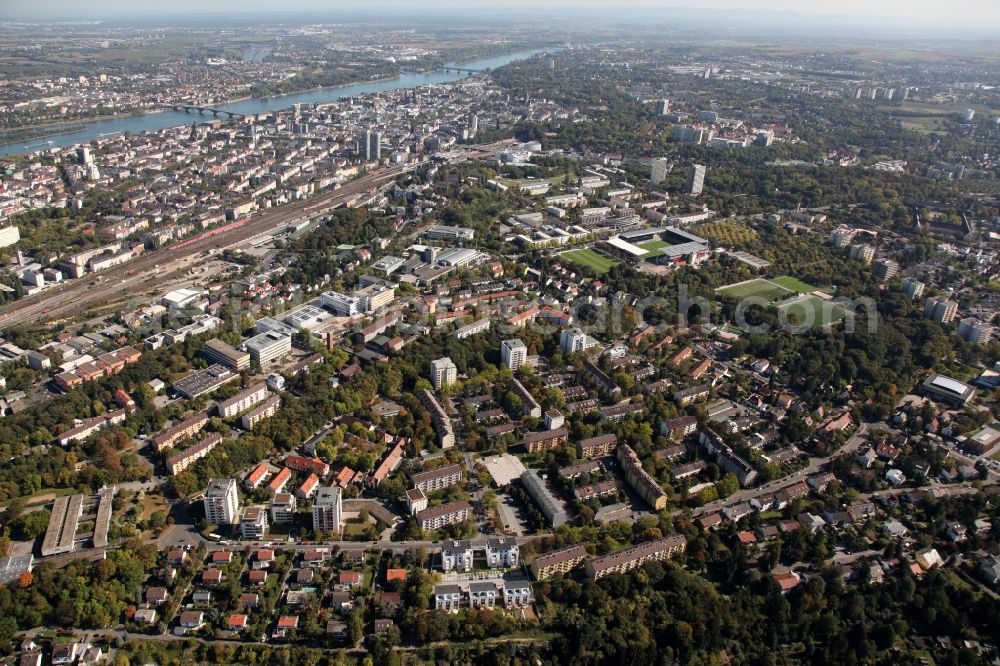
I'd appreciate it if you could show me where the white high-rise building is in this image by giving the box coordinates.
[240,506,268,540]
[312,487,343,534]
[430,357,457,389]
[902,277,925,300]
[560,328,595,354]
[924,297,959,324]
[204,478,240,525]
[650,158,670,185]
[686,164,706,195]
[501,339,528,371]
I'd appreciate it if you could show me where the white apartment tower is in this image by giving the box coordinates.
[501,339,528,371]
[203,478,240,525]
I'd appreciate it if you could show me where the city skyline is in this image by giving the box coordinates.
[5,0,1000,27]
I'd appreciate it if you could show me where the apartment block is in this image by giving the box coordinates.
[411,464,463,494]
[203,478,240,526]
[584,535,687,579]
[531,544,588,580]
[416,500,472,531]
[617,444,668,510]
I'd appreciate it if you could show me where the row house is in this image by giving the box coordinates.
[434,578,534,611]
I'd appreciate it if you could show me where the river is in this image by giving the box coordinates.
[2,48,553,157]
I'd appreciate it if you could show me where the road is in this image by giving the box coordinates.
[691,422,885,517]
[0,165,413,329]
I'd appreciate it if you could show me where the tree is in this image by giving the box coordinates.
[716,474,740,499]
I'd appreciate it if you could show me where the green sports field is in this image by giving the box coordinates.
[561,249,619,274]
[716,278,790,301]
[770,276,817,293]
[637,240,671,256]
[779,296,846,326]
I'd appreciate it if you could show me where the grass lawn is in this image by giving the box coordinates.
[771,276,818,293]
[637,240,671,256]
[716,278,790,301]
[779,296,846,327]
[560,248,619,274]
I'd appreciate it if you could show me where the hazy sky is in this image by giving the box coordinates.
[6,0,1000,24]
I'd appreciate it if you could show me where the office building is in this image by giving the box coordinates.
[240,506,269,540]
[204,339,251,371]
[429,357,457,389]
[243,331,292,366]
[359,130,381,160]
[356,283,395,313]
[924,297,959,324]
[501,339,528,371]
[203,479,240,526]
[686,164,706,195]
[320,291,363,317]
[312,487,343,534]
[650,158,670,185]
[902,277,925,300]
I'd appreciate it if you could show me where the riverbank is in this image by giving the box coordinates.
[0,47,556,157]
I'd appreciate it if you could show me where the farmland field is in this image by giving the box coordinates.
[716,278,790,301]
[779,296,846,326]
[770,276,817,293]
[560,248,619,274]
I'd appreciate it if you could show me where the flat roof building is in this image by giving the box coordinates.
[204,339,251,371]
[520,469,568,527]
[243,331,292,366]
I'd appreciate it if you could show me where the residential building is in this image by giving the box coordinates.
[511,378,542,418]
[902,277,925,299]
[849,243,875,264]
[405,488,428,515]
[152,412,208,452]
[241,395,281,429]
[203,478,240,526]
[617,444,668,510]
[240,506,269,540]
[520,469,568,527]
[577,433,618,458]
[924,296,959,324]
[651,158,669,185]
[485,537,520,568]
[958,318,994,344]
[584,535,687,579]
[270,493,297,525]
[429,357,457,389]
[167,433,222,475]
[416,500,472,531]
[686,164,706,194]
[522,427,569,453]
[560,327,597,354]
[312,487,343,534]
[418,389,455,448]
[441,540,474,572]
[501,339,528,371]
[218,383,269,418]
[530,544,587,580]
[411,464,463,493]
[661,415,698,440]
[873,258,899,282]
